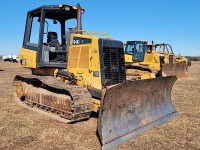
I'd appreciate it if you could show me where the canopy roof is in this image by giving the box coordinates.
[28,4,84,21]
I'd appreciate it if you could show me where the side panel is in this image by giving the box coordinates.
[67,35,102,90]
[142,51,160,71]
[68,45,91,87]
[125,54,133,63]
[163,53,174,64]
[89,38,103,90]
[19,48,37,68]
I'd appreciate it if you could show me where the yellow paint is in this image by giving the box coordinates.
[124,54,133,63]
[54,99,61,105]
[31,68,56,76]
[124,49,160,79]
[66,33,102,90]
[141,73,156,79]
[68,47,80,68]
[71,30,110,38]
[142,50,161,71]
[174,55,188,64]
[157,52,174,64]
[18,30,112,112]
[92,99,100,112]
[19,48,37,68]
[78,46,89,68]
[18,31,103,91]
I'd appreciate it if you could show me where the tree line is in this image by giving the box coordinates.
[190,56,200,61]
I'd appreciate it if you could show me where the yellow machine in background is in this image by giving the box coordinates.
[148,42,189,77]
[14,4,178,149]
[175,54,191,68]
[124,41,160,80]
[124,41,188,79]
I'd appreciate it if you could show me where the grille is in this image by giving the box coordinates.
[99,39,126,86]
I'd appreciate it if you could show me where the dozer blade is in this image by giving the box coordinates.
[97,76,178,150]
[162,61,188,78]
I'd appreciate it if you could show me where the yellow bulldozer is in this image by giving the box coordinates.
[174,54,191,67]
[124,41,188,79]
[148,42,189,77]
[14,4,178,149]
[124,41,161,80]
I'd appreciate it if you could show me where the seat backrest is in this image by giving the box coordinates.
[47,32,61,52]
[47,32,58,43]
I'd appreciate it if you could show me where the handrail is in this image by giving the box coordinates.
[71,29,110,38]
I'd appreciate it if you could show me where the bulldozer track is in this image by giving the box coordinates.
[125,64,158,80]
[14,74,93,122]
[13,92,71,123]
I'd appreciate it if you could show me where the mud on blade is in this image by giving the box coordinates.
[97,76,178,150]
[162,61,188,78]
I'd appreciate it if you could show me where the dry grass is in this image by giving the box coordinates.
[0,61,199,150]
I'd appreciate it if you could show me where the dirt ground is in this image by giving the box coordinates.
[0,61,199,150]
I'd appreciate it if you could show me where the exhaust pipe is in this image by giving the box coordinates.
[151,41,155,51]
[76,3,82,34]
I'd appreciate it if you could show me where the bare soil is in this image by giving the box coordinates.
[0,61,199,150]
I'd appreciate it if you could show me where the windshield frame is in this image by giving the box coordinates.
[125,41,147,62]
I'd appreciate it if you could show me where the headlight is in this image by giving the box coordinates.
[21,60,26,65]
[93,71,99,77]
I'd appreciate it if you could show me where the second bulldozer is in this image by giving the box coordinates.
[124,41,188,79]
[14,4,178,149]
[148,42,189,77]
[124,41,157,80]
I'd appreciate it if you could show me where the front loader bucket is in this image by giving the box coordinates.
[97,76,178,150]
[162,62,188,78]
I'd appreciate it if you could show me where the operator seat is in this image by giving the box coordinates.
[47,32,67,62]
[47,32,61,52]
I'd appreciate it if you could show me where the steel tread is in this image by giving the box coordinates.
[15,74,93,106]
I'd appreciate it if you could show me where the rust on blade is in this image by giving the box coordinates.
[162,61,188,78]
[97,76,178,150]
